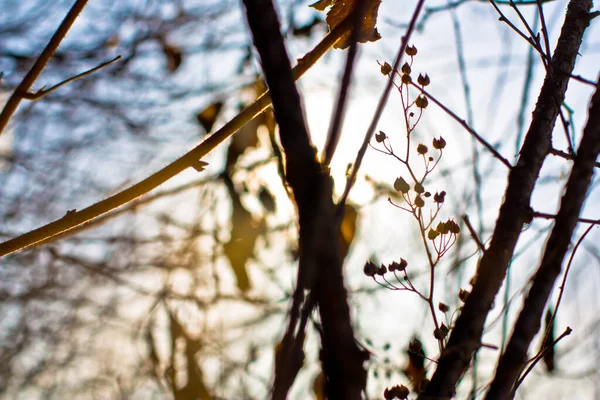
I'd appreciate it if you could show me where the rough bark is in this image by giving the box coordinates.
[485,71,600,399]
[420,0,593,398]
[240,1,367,399]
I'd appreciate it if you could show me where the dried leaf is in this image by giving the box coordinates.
[325,0,382,49]
[182,336,212,400]
[222,173,262,292]
[163,43,183,72]
[292,16,325,38]
[104,34,120,48]
[145,326,160,377]
[196,102,224,134]
[404,337,427,392]
[541,308,556,372]
[226,78,275,171]
[169,311,184,340]
[309,0,334,11]
[338,203,358,259]
[312,370,326,400]
[225,114,261,170]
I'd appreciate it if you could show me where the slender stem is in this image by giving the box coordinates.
[415,209,444,353]
[536,0,552,59]
[322,0,368,167]
[414,84,512,168]
[513,327,572,391]
[337,0,426,212]
[462,214,485,252]
[22,56,122,100]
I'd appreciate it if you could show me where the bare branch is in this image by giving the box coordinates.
[486,71,600,398]
[462,215,486,252]
[0,19,353,258]
[0,0,90,136]
[420,0,594,397]
[414,84,512,168]
[22,56,122,100]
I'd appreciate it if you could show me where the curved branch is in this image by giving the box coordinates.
[0,19,352,258]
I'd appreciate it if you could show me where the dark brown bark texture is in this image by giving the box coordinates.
[485,71,600,399]
[240,1,367,399]
[420,0,593,398]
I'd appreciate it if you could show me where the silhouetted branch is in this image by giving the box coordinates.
[486,71,600,399]
[241,1,368,398]
[414,84,512,168]
[420,0,594,397]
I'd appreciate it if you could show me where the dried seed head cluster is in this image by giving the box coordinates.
[363,258,408,278]
[368,44,462,362]
[433,323,449,340]
[438,302,449,313]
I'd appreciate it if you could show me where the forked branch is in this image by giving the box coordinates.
[0,0,90,136]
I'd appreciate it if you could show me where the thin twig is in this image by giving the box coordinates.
[515,17,538,154]
[558,107,576,155]
[0,18,354,258]
[511,220,593,390]
[489,0,538,49]
[530,224,595,378]
[509,0,540,49]
[0,0,90,136]
[536,0,552,59]
[549,147,600,168]
[322,0,368,167]
[570,73,598,86]
[22,56,122,100]
[533,210,600,225]
[513,326,572,390]
[509,0,551,65]
[414,84,512,168]
[462,215,486,252]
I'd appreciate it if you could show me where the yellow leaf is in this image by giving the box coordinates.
[338,204,358,259]
[196,102,224,134]
[312,370,326,400]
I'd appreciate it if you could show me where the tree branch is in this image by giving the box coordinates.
[0,18,352,258]
[0,0,90,136]
[420,0,593,397]
[240,1,367,398]
[485,71,600,399]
